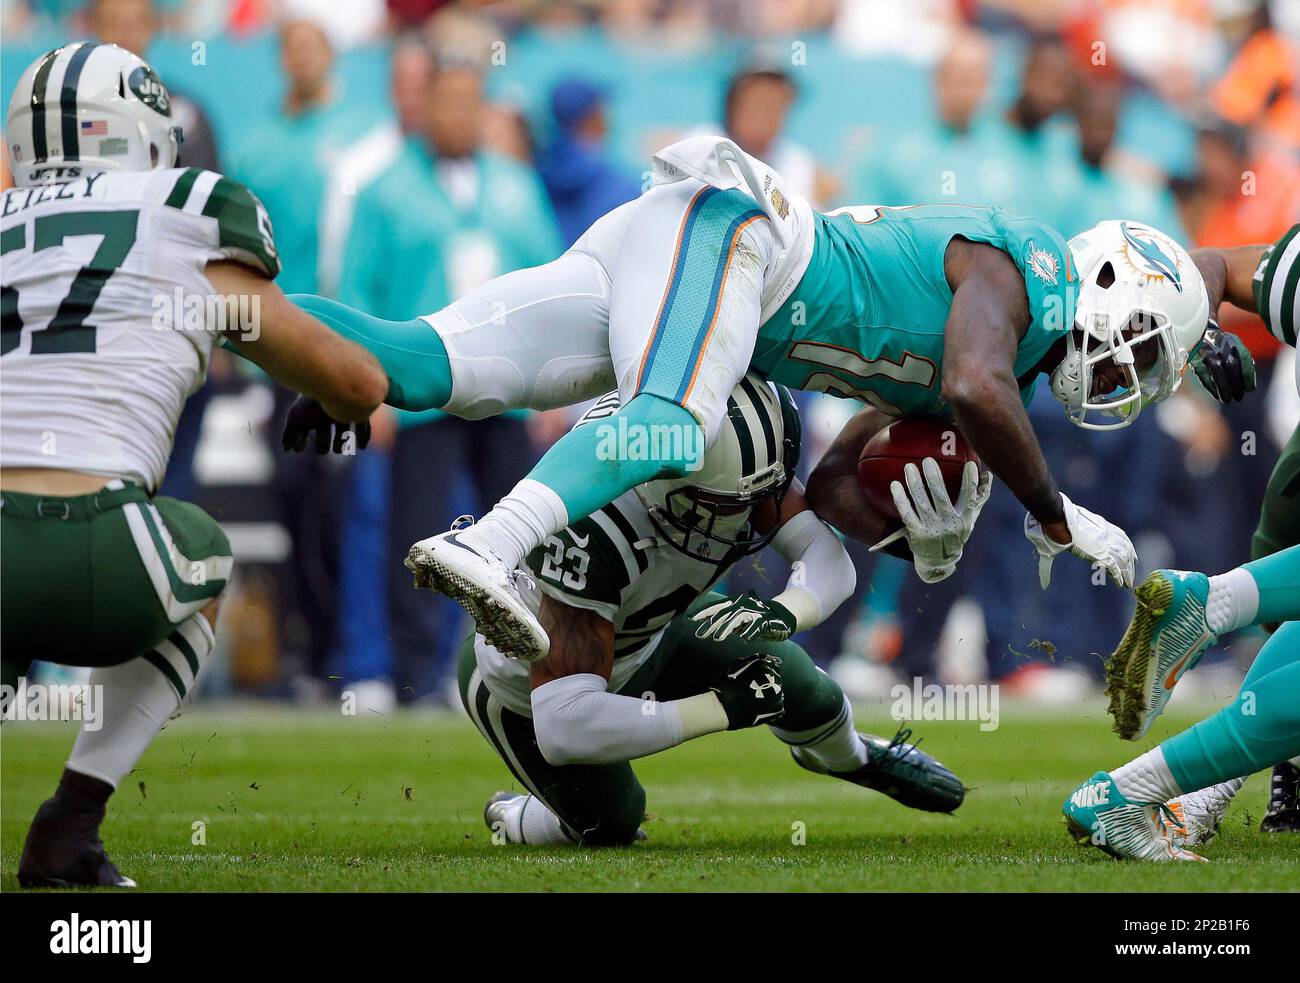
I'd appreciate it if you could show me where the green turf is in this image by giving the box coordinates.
[3,701,1297,891]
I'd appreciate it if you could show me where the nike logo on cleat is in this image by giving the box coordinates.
[1071,782,1112,809]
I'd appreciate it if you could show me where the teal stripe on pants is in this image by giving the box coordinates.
[637,188,765,405]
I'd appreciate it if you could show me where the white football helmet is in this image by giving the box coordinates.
[636,374,800,560]
[6,42,180,186]
[1052,220,1209,430]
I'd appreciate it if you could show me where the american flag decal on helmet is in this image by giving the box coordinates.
[81,119,108,135]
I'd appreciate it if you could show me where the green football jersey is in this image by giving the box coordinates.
[751,203,1079,418]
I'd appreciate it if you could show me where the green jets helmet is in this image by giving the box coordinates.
[636,373,801,561]
[6,42,181,186]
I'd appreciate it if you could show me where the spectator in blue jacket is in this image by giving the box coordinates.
[537,78,642,247]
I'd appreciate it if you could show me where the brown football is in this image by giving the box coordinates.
[857,419,981,521]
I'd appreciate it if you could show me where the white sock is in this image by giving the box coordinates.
[459,479,568,570]
[518,794,575,845]
[1111,747,1182,804]
[67,613,214,788]
[1205,568,1261,635]
[771,695,870,773]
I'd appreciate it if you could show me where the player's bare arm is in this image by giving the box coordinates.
[1187,244,1266,402]
[941,239,1069,543]
[529,595,615,689]
[1193,244,1269,314]
[805,406,902,552]
[205,260,387,424]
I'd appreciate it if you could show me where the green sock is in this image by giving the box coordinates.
[290,294,452,411]
[1243,544,1300,626]
[1163,621,1300,792]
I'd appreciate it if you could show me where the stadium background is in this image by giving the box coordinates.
[2,0,1297,714]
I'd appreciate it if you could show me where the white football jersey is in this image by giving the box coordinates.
[0,166,279,491]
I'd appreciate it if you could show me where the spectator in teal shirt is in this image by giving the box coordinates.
[229,19,374,296]
[853,30,1020,207]
[1063,81,1187,240]
[339,63,560,319]
[983,33,1084,234]
[335,53,561,705]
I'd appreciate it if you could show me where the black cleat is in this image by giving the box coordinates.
[1260,761,1300,833]
[17,771,135,889]
[791,725,966,813]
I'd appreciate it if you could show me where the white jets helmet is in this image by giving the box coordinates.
[635,374,801,561]
[1052,220,1209,430]
[6,42,180,187]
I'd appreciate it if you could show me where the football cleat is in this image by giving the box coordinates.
[483,791,646,844]
[1260,761,1300,833]
[791,726,965,813]
[406,519,549,662]
[1160,778,1245,849]
[484,790,526,841]
[1105,569,1217,741]
[17,796,136,889]
[1063,771,1207,862]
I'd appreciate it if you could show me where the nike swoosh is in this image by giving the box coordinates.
[1163,653,1192,690]
[570,531,590,548]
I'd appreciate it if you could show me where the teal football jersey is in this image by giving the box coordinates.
[751,203,1079,418]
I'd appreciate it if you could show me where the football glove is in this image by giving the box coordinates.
[709,654,785,730]
[282,396,371,454]
[1024,493,1136,589]
[871,458,992,584]
[1191,323,1256,404]
[692,593,798,642]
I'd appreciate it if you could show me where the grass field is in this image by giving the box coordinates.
[3,699,1298,891]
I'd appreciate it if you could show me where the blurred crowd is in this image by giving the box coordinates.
[4,0,1297,707]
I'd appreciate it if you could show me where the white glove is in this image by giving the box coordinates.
[1024,493,1137,589]
[870,459,992,584]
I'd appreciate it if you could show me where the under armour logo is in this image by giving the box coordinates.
[750,674,782,698]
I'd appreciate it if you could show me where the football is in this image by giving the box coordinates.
[857,418,981,521]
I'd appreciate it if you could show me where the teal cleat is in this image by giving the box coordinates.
[1105,570,1217,741]
[1062,772,1206,862]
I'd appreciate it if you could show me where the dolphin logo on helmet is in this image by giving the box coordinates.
[1120,221,1183,292]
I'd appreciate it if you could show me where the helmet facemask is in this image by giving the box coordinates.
[1052,307,1180,429]
[643,457,789,562]
[1052,240,1194,431]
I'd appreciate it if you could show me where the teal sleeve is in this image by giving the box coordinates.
[289,294,453,412]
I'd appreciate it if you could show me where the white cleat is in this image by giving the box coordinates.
[405,521,549,662]
[484,791,526,843]
[1160,778,1246,849]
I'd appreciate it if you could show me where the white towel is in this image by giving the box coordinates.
[651,135,799,248]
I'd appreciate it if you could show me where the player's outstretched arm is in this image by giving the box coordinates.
[1188,244,1266,403]
[694,486,857,641]
[527,594,776,767]
[1193,244,1269,315]
[206,261,387,422]
[942,243,1135,589]
[940,242,1069,541]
